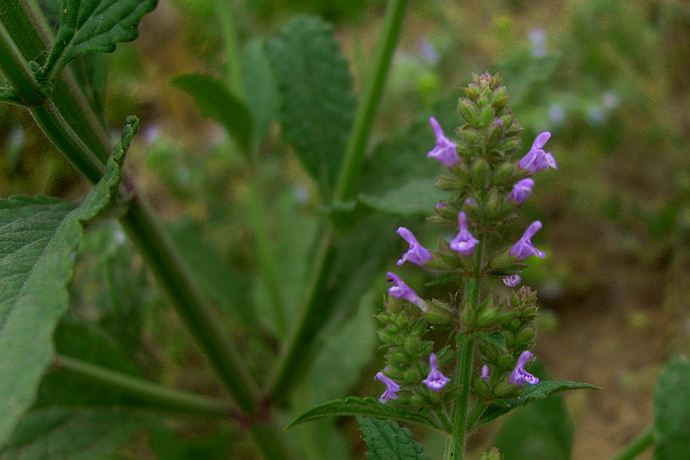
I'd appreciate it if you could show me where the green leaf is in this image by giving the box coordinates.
[44,0,157,80]
[288,397,439,430]
[358,417,430,460]
[359,178,445,216]
[480,380,599,425]
[654,357,690,459]
[242,40,279,151]
[0,407,145,460]
[494,383,573,460]
[172,73,254,153]
[267,16,356,197]
[0,118,136,446]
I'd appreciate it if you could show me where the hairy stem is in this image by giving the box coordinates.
[55,354,233,418]
[333,0,409,203]
[445,245,483,459]
[612,426,654,460]
[268,0,409,402]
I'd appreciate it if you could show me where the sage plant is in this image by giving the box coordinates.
[377,72,555,458]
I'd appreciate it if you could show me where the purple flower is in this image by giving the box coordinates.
[480,365,490,381]
[387,272,428,311]
[423,353,449,391]
[396,227,432,266]
[436,202,448,209]
[510,221,545,260]
[518,132,557,174]
[507,178,535,205]
[375,371,400,403]
[503,274,522,287]
[427,117,459,167]
[450,212,479,256]
[508,351,540,386]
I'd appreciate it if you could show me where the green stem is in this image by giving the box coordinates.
[1,4,295,457]
[445,245,483,459]
[55,354,232,418]
[612,426,654,460]
[434,408,453,433]
[216,0,244,96]
[0,22,44,106]
[268,0,409,402]
[465,402,486,432]
[333,0,408,203]
[216,2,286,337]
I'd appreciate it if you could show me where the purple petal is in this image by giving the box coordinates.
[503,274,522,287]
[396,227,432,266]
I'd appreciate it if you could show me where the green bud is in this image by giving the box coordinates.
[470,158,490,188]
[478,105,495,128]
[404,335,420,355]
[498,138,521,154]
[497,354,514,369]
[489,250,519,272]
[423,300,455,325]
[395,315,409,329]
[435,175,464,191]
[376,329,395,344]
[457,99,479,125]
[492,162,519,187]
[493,381,519,398]
[404,367,422,382]
[484,189,511,221]
[492,87,508,110]
[476,305,500,328]
[515,326,536,346]
[410,392,427,406]
[473,377,491,397]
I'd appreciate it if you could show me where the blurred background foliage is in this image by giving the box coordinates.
[2,0,690,458]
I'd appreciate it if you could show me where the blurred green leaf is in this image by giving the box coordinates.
[44,0,157,80]
[480,380,598,425]
[358,417,430,460]
[360,178,444,216]
[267,16,356,197]
[288,396,439,430]
[242,40,279,151]
[0,120,135,446]
[172,73,254,153]
[494,383,573,460]
[654,357,690,459]
[169,221,258,333]
[0,407,145,460]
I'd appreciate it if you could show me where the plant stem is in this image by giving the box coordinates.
[217,2,286,337]
[54,354,232,418]
[445,246,483,459]
[268,0,409,402]
[0,23,44,106]
[333,0,408,203]
[612,426,654,460]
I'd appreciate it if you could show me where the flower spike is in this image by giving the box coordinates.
[510,221,545,260]
[423,353,450,391]
[387,272,429,312]
[450,211,479,256]
[427,116,460,167]
[396,227,432,266]
[375,371,400,403]
[507,178,535,205]
[508,351,540,385]
[518,131,557,174]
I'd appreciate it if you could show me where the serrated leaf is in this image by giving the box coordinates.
[44,0,157,80]
[494,365,573,460]
[654,357,690,459]
[0,119,136,446]
[267,16,356,197]
[358,417,430,460]
[0,407,145,460]
[479,380,598,425]
[288,397,439,430]
[359,178,445,216]
[172,73,254,153]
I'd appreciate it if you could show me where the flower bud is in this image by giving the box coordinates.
[435,175,464,191]
[478,105,495,127]
[492,162,519,187]
[514,326,536,347]
[404,367,423,382]
[457,99,479,125]
[473,377,491,397]
[492,87,508,110]
[423,300,455,325]
[470,158,490,188]
[377,329,395,344]
[493,381,520,398]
